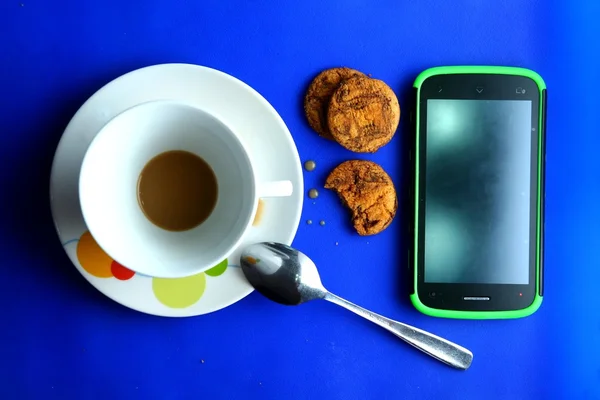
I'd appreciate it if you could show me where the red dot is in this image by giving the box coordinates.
[111,261,135,280]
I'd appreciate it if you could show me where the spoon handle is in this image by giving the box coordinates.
[324,292,473,370]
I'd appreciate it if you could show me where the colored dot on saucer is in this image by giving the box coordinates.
[77,231,113,278]
[205,259,228,277]
[111,261,135,281]
[252,199,265,226]
[152,273,206,308]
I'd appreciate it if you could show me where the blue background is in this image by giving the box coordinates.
[1,0,598,398]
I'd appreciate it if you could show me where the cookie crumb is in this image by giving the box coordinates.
[307,220,312,225]
[335,242,338,245]
[308,188,319,199]
[319,220,326,226]
[201,359,205,364]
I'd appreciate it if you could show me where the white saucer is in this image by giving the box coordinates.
[50,64,304,317]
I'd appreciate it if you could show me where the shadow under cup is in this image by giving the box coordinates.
[79,101,257,279]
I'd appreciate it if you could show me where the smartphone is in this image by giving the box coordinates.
[409,66,546,319]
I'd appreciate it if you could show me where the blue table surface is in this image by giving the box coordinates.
[1,0,599,398]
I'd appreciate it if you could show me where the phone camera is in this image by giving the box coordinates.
[429,291,437,298]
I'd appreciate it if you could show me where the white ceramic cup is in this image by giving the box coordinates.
[79,100,293,278]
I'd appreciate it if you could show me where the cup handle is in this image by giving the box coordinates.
[258,180,293,198]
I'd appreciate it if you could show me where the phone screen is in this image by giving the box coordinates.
[424,99,532,285]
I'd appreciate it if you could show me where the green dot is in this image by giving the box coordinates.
[205,258,228,277]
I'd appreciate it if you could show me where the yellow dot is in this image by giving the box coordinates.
[152,273,206,308]
[253,199,265,226]
[77,231,113,278]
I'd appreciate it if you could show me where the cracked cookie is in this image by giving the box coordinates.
[327,76,400,153]
[304,67,366,140]
[325,160,397,236]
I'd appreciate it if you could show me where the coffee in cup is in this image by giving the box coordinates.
[137,150,218,232]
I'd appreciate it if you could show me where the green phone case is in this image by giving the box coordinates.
[410,66,546,319]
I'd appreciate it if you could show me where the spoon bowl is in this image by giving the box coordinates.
[241,242,326,305]
[241,242,473,370]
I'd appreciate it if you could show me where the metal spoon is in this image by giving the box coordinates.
[240,242,473,370]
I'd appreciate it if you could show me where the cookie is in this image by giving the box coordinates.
[327,77,400,153]
[325,160,397,236]
[304,67,366,140]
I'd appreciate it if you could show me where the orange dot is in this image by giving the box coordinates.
[76,231,113,278]
[111,261,135,280]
